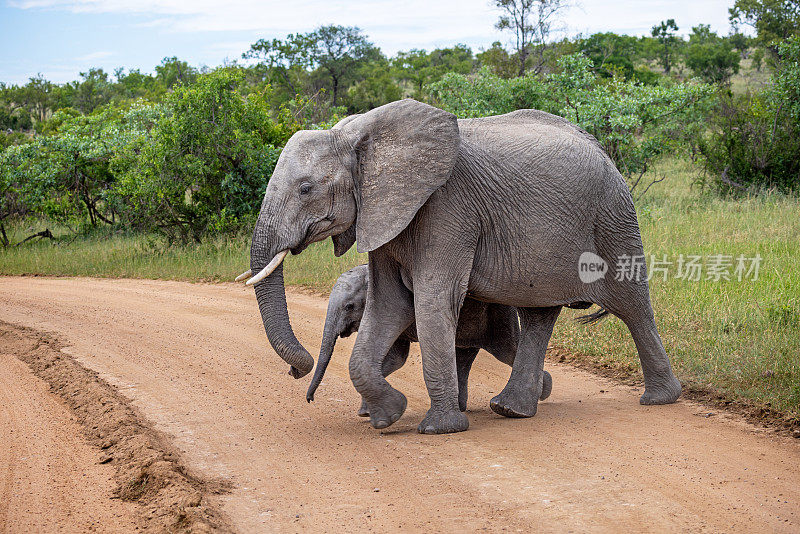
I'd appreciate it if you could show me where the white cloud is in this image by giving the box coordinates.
[75,50,113,61]
[8,0,737,37]
[9,0,506,53]
[6,0,740,66]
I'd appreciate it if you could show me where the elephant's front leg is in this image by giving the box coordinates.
[357,338,411,417]
[349,262,414,430]
[491,306,561,418]
[415,287,470,434]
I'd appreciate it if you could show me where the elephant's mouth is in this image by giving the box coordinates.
[291,217,336,255]
[341,320,360,338]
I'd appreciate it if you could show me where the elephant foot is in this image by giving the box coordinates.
[639,375,682,405]
[367,388,407,429]
[539,371,553,401]
[418,408,469,434]
[357,399,370,417]
[490,386,539,418]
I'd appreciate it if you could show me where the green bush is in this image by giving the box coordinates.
[430,54,714,183]
[115,69,295,243]
[0,107,127,229]
[699,36,800,193]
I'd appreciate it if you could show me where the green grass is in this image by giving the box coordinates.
[555,157,800,421]
[730,55,772,96]
[0,226,365,293]
[2,157,798,421]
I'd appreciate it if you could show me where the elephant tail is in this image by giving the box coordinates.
[575,307,610,325]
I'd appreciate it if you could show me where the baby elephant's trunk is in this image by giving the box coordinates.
[306,308,342,402]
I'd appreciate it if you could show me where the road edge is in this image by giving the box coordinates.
[0,320,235,533]
[549,345,800,438]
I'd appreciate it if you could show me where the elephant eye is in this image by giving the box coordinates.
[299,182,312,195]
[345,303,354,311]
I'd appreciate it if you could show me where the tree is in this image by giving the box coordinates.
[729,0,800,54]
[114,67,159,100]
[493,0,570,76]
[71,68,114,114]
[0,107,125,229]
[154,57,198,90]
[308,25,374,106]
[651,19,681,74]
[728,32,752,58]
[393,45,474,97]
[699,36,800,193]
[17,74,58,123]
[245,26,375,106]
[0,147,27,245]
[477,42,517,78]
[346,58,402,112]
[243,33,312,96]
[685,25,741,84]
[579,32,638,79]
[431,53,714,191]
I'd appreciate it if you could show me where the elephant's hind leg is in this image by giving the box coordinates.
[455,347,480,412]
[621,308,681,405]
[490,306,561,418]
[601,284,681,405]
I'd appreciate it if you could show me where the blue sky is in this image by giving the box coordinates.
[1,0,739,85]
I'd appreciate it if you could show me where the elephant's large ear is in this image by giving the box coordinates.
[331,223,356,257]
[328,114,363,257]
[339,99,460,253]
[332,113,362,130]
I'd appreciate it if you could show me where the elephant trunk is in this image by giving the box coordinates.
[251,235,314,378]
[306,307,342,402]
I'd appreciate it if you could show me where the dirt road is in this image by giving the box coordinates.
[0,342,139,533]
[0,277,798,532]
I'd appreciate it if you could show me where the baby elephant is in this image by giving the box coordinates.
[307,264,552,414]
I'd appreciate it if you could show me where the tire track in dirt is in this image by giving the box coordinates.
[0,276,798,533]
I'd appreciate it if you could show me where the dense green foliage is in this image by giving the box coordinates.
[2,2,798,245]
[729,0,800,52]
[685,25,742,84]
[699,36,800,192]
[430,54,714,182]
[115,70,297,242]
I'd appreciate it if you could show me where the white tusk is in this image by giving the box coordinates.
[246,250,289,286]
[234,269,252,282]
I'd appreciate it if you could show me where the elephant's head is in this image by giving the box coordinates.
[306,265,368,401]
[240,99,460,379]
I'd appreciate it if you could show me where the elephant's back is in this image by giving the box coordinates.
[457,109,602,149]
[456,110,624,194]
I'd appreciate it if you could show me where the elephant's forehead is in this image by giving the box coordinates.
[282,130,334,165]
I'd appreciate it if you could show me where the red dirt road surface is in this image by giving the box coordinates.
[1,276,799,532]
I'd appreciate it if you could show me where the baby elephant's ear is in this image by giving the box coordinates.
[340,99,460,253]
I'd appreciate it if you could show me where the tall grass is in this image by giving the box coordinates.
[1,157,798,418]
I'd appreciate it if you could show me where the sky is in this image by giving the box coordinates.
[0,0,740,85]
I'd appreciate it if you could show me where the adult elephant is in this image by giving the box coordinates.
[240,99,681,434]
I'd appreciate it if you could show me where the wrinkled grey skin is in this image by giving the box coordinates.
[307,264,553,413]
[249,99,681,434]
